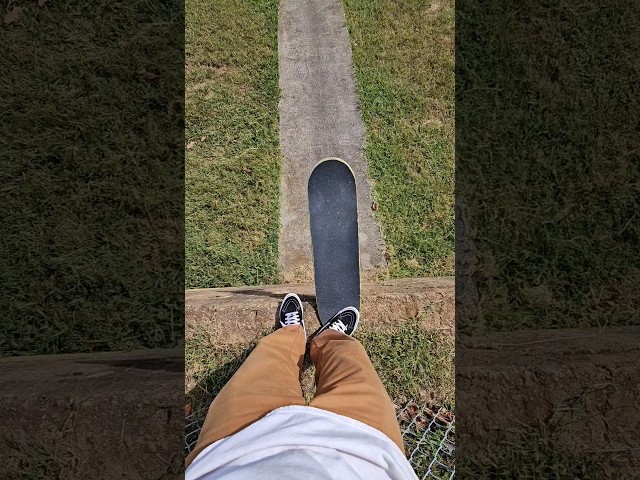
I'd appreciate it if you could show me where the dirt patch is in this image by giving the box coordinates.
[0,349,183,479]
[457,326,640,476]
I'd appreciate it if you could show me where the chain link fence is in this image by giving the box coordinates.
[397,403,455,479]
[186,401,455,478]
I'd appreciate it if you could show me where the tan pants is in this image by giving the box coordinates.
[185,326,403,468]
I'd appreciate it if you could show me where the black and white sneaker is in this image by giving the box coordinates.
[314,307,360,337]
[278,293,305,333]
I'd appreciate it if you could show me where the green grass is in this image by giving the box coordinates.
[457,0,640,333]
[185,0,281,289]
[361,323,454,407]
[0,0,183,355]
[456,2,640,475]
[185,0,454,284]
[342,0,455,278]
[185,320,454,415]
[460,422,609,480]
[460,385,619,479]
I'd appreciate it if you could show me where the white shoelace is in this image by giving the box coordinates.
[283,311,301,326]
[329,319,347,333]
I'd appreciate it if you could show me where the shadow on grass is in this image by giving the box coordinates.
[186,295,318,427]
[186,343,319,408]
[185,342,256,454]
[186,343,256,418]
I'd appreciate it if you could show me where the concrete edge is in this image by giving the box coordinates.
[186,277,455,345]
[457,325,640,467]
[0,348,184,478]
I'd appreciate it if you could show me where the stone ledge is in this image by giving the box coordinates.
[186,277,455,344]
[0,348,183,479]
[457,326,640,472]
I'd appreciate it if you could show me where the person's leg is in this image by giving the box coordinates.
[186,324,306,467]
[309,328,404,453]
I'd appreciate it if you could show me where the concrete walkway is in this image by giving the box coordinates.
[277,0,386,283]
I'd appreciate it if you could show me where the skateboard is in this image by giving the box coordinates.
[308,158,360,326]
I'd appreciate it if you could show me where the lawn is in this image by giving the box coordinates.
[455,0,640,476]
[185,0,281,289]
[0,0,183,355]
[456,0,640,334]
[342,0,455,279]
